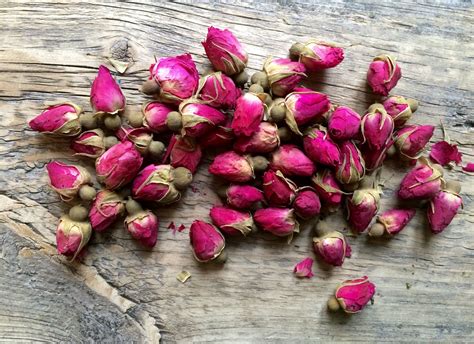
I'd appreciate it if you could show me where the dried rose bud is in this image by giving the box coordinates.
[347,188,381,233]
[29,103,82,137]
[189,220,226,262]
[142,101,175,133]
[362,139,394,171]
[293,188,321,219]
[56,215,91,260]
[336,141,365,185]
[313,231,351,266]
[311,170,344,209]
[367,54,401,96]
[328,106,361,142]
[199,122,235,150]
[263,57,306,97]
[90,65,126,115]
[369,208,416,237]
[303,126,341,168]
[71,129,105,158]
[262,170,297,207]
[382,95,418,127]
[270,144,316,177]
[202,26,248,76]
[163,135,202,174]
[149,53,199,103]
[222,184,263,209]
[293,257,314,278]
[124,208,159,248]
[427,182,462,234]
[116,126,153,155]
[96,141,143,190]
[430,141,462,166]
[234,122,279,154]
[179,100,226,138]
[394,125,434,160]
[210,205,254,236]
[198,72,241,109]
[89,190,124,232]
[231,93,265,137]
[398,158,443,200]
[209,151,267,182]
[254,207,299,237]
[361,106,394,151]
[290,41,344,71]
[328,276,376,313]
[46,161,91,202]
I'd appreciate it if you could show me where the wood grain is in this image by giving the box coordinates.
[1,1,473,343]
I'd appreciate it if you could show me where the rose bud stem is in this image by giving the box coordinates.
[269,98,286,123]
[125,198,143,215]
[172,167,193,190]
[233,70,249,87]
[141,79,161,95]
[80,113,98,130]
[248,84,264,94]
[407,98,419,112]
[368,223,385,237]
[289,42,305,58]
[327,296,341,312]
[213,250,228,264]
[367,103,385,112]
[104,136,118,149]
[69,205,89,222]
[128,112,144,128]
[148,141,165,159]
[250,156,269,172]
[78,185,97,202]
[216,184,228,199]
[166,111,183,132]
[445,180,461,193]
[104,114,122,131]
[277,126,293,142]
[386,145,397,157]
[250,71,269,90]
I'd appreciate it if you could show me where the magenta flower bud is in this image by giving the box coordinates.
[262,170,297,207]
[199,122,235,150]
[223,185,263,209]
[29,103,82,137]
[312,170,344,209]
[263,57,306,97]
[367,55,401,96]
[90,65,126,115]
[293,188,321,219]
[210,205,254,236]
[294,41,344,71]
[164,135,202,174]
[270,144,315,177]
[142,101,175,133]
[382,95,417,127]
[234,122,279,154]
[116,126,153,155]
[395,125,434,160]
[430,141,462,166]
[303,126,341,168]
[132,164,182,205]
[96,141,143,190]
[333,276,376,313]
[427,189,462,234]
[198,72,241,109]
[361,107,394,151]
[46,161,91,202]
[347,188,381,233]
[254,207,299,237]
[124,210,158,248]
[189,220,226,262]
[180,100,226,138]
[71,129,105,158]
[371,209,416,236]
[56,215,91,259]
[89,190,124,232]
[463,163,474,172]
[231,93,265,137]
[328,106,361,141]
[336,141,365,185]
[149,53,199,103]
[398,158,443,200]
[202,27,248,76]
[313,231,351,266]
[362,139,394,171]
[293,257,314,278]
[209,151,254,182]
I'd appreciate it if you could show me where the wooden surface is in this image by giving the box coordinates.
[1,1,473,343]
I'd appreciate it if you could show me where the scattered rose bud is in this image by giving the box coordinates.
[209,151,267,182]
[179,100,226,138]
[89,190,124,232]
[394,125,435,160]
[398,158,444,200]
[116,126,153,155]
[165,135,202,174]
[90,65,126,115]
[234,122,279,154]
[328,106,361,141]
[210,205,254,236]
[347,188,381,233]
[254,207,299,237]
[189,220,226,262]
[71,129,105,158]
[124,207,159,248]
[313,231,351,266]
[231,93,265,137]
[328,276,376,313]
[361,106,394,151]
[290,41,344,71]
[303,126,341,168]
[293,257,314,278]
[362,139,394,171]
[46,161,91,202]
[311,169,344,209]
[262,170,297,207]
[369,208,416,237]
[142,101,175,133]
[56,214,91,260]
[427,181,462,234]
[383,95,418,127]
[199,121,235,149]
[263,57,306,97]
[367,54,401,96]
[336,141,365,185]
[293,188,321,219]
[29,103,82,137]
[221,184,263,209]
[430,141,462,166]
[198,72,241,109]
[270,144,316,177]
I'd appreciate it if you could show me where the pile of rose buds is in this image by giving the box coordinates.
[29,26,469,315]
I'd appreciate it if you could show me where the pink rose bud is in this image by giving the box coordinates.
[163,135,202,174]
[430,141,462,166]
[142,101,175,133]
[398,158,443,200]
[90,65,126,115]
[394,125,434,160]
[254,207,299,237]
[149,53,199,103]
[132,164,182,205]
[293,188,321,219]
[347,188,381,233]
[56,215,91,259]
[71,129,105,158]
[234,122,279,154]
[189,220,226,262]
[312,170,344,209]
[362,139,394,171]
[293,257,314,278]
[331,276,376,313]
[428,186,462,234]
[263,57,306,97]
[210,205,255,236]
[328,106,361,141]
[116,126,153,155]
[313,231,351,266]
[270,144,316,177]
[202,26,248,76]
[292,41,344,71]
[179,100,226,138]
[231,93,265,137]
[370,208,416,237]
[262,170,297,207]
[209,151,254,182]
[96,141,143,190]
[199,122,235,150]
[336,141,365,185]
[46,161,91,202]
[223,184,263,209]
[382,95,418,127]
[303,126,341,168]
[198,72,241,109]
[124,210,159,248]
[89,190,124,232]
[361,107,394,151]
[29,103,82,136]
[367,54,401,96]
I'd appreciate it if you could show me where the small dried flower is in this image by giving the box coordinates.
[210,205,254,236]
[199,121,235,150]
[254,207,299,237]
[303,126,341,168]
[293,257,314,278]
[311,170,344,209]
[369,208,416,237]
[262,170,297,207]
[263,57,306,97]
[29,103,82,137]
[329,276,376,313]
[291,40,344,71]
[361,106,394,151]
[429,141,462,166]
[189,220,226,262]
[362,139,394,171]
[116,126,153,155]
[89,190,124,232]
[222,184,263,209]
[347,188,381,233]
[328,106,361,141]
[179,100,226,138]
[231,93,265,137]
[398,158,443,200]
[336,141,365,185]
[166,135,202,174]
[394,125,435,160]
[270,144,316,177]
[90,65,126,115]
[367,54,401,96]
[383,95,418,127]
[198,72,241,109]
[125,210,159,248]
[209,151,254,182]
[71,129,105,158]
[234,122,279,154]
[56,215,91,259]
[293,188,321,219]
[142,101,175,133]
[427,185,462,234]
[46,161,91,202]
[313,231,351,266]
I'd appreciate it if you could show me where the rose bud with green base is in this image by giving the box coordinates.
[56,205,92,260]
[210,205,255,236]
[189,220,226,263]
[427,180,462,234]
[327,276,376,314]
[124,199,158,248]
[89,190,125,232]
[29,103,82,137]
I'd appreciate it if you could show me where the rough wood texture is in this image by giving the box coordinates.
[1,1,473,343]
